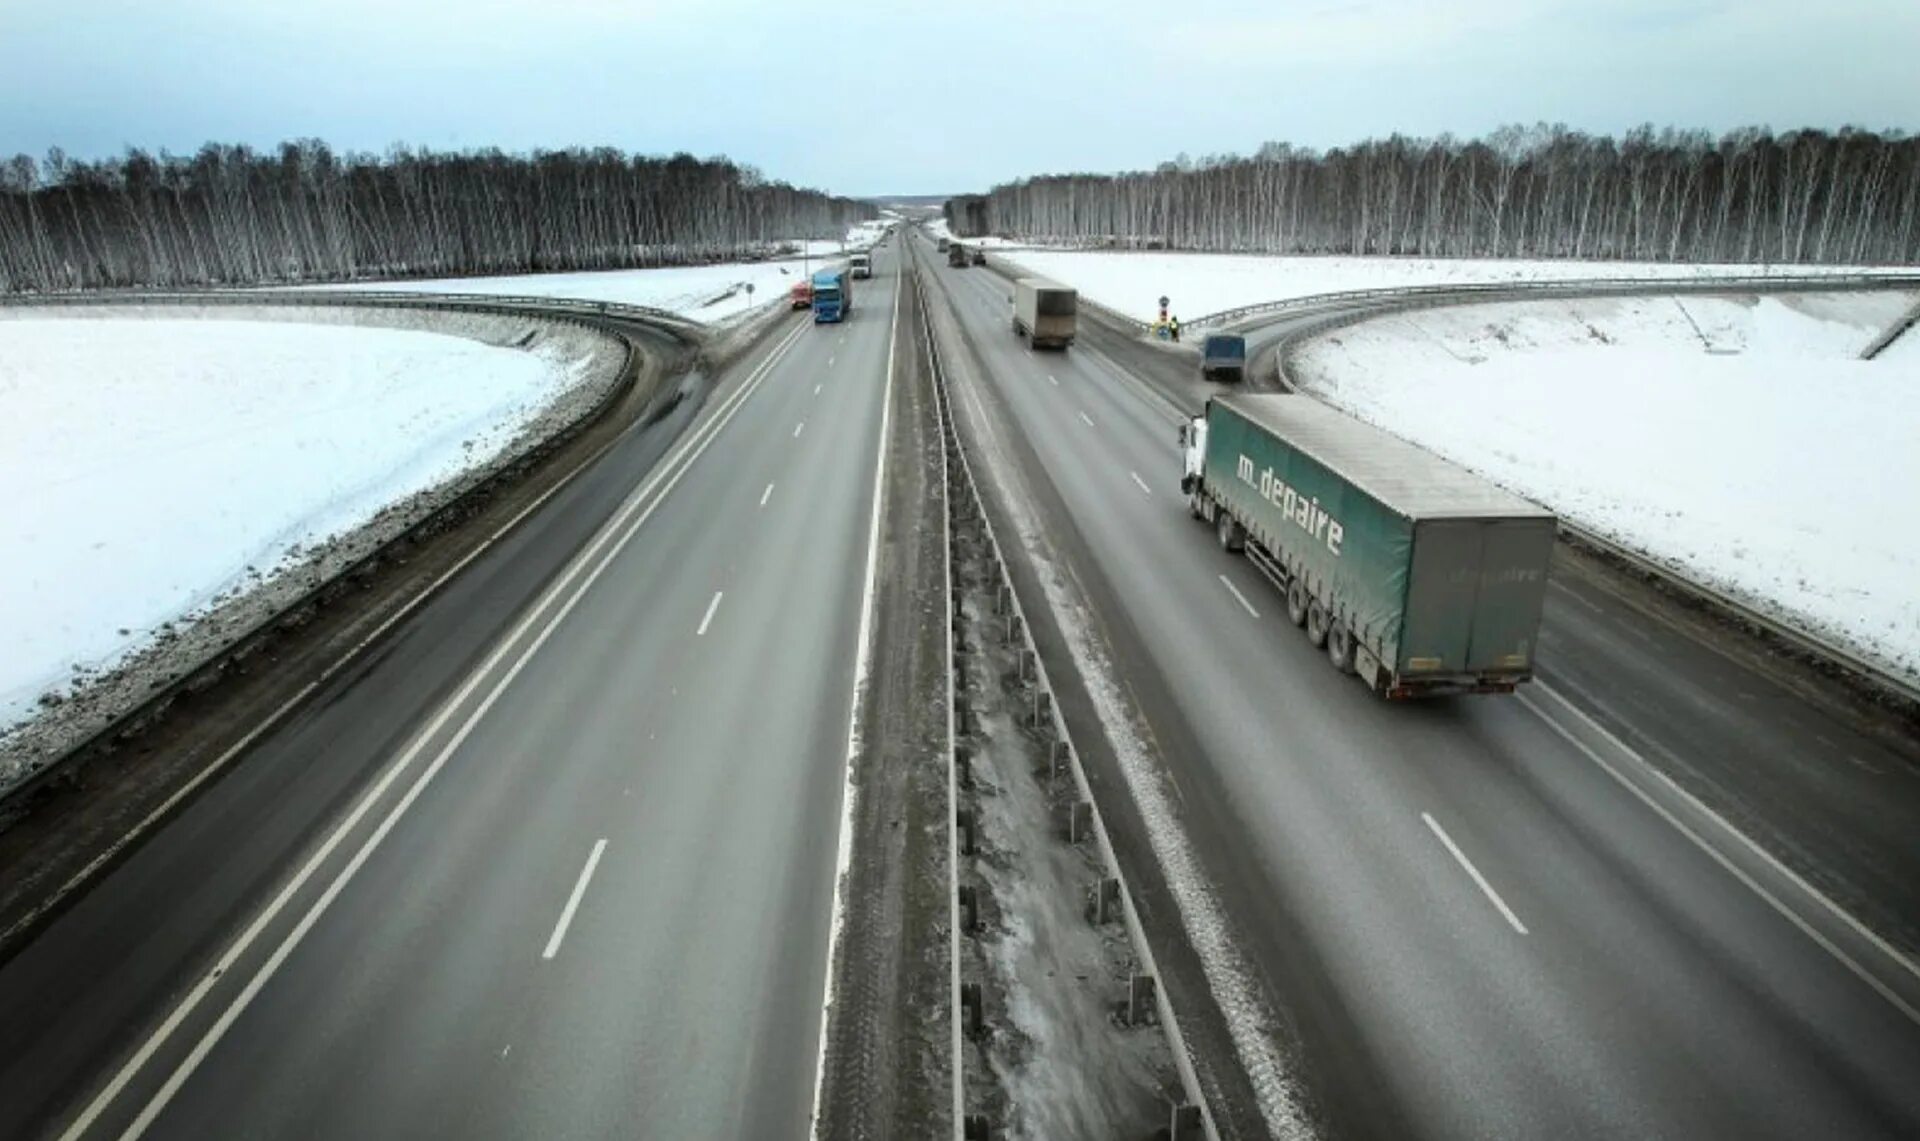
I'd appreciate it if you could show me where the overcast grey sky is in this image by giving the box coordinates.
[3,0,1915,197]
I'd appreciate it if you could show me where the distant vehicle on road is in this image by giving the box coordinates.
[1200,333,1247,382]
[789,278,813,310]
[947,242,969,267]
[970,246,986,265]
[936,236,950,252]
[850,253,873,279]
[1011,278,1076,349]
[811,267,851,323]
[1181,393,1553,697]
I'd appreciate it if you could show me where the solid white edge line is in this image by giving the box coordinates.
[760,483,775,508]
[1422,811,1530,936]
[808,255,901,1138]
[62,312,813,1141]
[1218,575,1261,619]
[1129,471,1153,497]
[541,838,608,960]
[1522,684,1920,1025]
[696,591,724,637]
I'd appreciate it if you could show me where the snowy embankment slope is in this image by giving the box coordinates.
[992,249,1904,325]
[315,222,891,324]
[0,314,604,776]
[1290,291,1920,682]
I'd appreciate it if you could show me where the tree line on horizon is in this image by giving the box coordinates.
[0,141,877,292]
[946,124,1920,265]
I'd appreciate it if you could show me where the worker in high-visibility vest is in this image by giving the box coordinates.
[1169,315,1181,342]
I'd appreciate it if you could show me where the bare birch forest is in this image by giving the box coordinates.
[0,142,877,292]
[948,125,1920,264]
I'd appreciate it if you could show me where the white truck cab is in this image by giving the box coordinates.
[1180,415,1207,495]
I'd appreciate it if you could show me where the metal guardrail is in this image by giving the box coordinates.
[1559,523,1920,707]
[1187,272,1920,331]
[0,286,711,337]
[916,260,1220,1141]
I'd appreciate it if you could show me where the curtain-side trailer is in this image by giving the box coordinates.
[1181,394,1555,697]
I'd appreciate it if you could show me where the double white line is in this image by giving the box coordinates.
[60,316,813,1141]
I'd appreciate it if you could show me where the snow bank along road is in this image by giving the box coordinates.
[0,313,611,762]
[0,246,904,1139]
[1290,290,1920,688]
[918,234,1920,1139]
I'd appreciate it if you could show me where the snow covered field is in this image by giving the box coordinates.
[0,315,597,749]
[994,249,1904,325]
[1291,291,1920,681]
[316,221,893,324]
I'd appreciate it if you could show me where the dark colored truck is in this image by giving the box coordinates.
[1200,334,1247,382]
[1181,394,1554,697]
[948,242,969,267]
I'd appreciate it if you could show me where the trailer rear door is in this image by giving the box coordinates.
[1463,519,1553,673]
[1401,521,1479,674]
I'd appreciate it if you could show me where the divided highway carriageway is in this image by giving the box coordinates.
[2,231,1918,1141]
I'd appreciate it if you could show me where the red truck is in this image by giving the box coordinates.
[789,279,813,310]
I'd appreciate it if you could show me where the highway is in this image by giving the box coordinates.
[0,249,903,1139]
[915,236,1920,1140]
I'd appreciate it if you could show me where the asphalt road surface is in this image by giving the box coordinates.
[917,237,1920,1140]
[0,250,902,1139]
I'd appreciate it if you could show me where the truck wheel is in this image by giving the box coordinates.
[1215,511,1244,553]
[1286,580,1309,627]
[1306,601,1329,648]
[1326,622,1356,674]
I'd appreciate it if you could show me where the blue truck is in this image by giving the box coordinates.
[811,268,852,324]
[1200,333,1248,382]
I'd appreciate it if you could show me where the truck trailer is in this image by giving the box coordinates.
[948,242,969,267]
[1181,394,1554,697]
[1011,278,1077,349]
[811,267,851,323]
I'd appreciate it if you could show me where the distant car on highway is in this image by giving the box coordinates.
[970,247,986,265]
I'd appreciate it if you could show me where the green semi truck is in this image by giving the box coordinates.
[1181,394,1554,697]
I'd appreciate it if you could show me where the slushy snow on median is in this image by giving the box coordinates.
[0,316,590,743]
[1290,291,1920,682]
